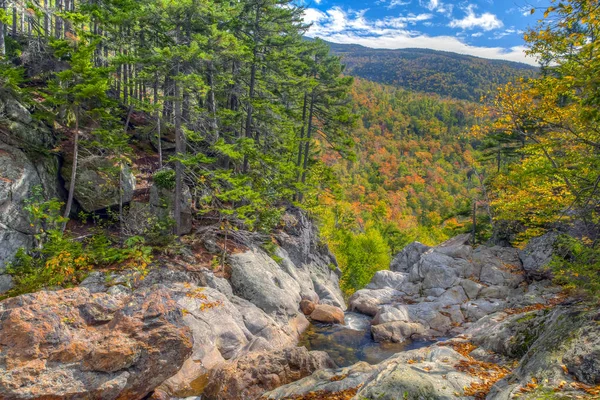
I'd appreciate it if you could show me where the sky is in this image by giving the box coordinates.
[300,0,546,65]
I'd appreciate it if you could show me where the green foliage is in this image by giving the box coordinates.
[3,190,153,298]
[337,228,390,295]
[153,168,176,191]
[550,235,600,300]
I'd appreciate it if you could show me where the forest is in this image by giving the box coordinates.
[0,0,598,298]
[0,0,599,399]
[327,42,539,102]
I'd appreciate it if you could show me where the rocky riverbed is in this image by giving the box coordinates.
[1,212,599,399]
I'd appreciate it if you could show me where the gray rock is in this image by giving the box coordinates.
[367,270,410,291]
[437,286,468,306]
[461,299,507,321]
[264,362,378,399]
[348,288,403,316]
[518,232,559,280]
[61,155,135,213]
[371,321,426,343]
[418,251,461,289]
[229,249,302,319]
[149,181,192,235]
[390,242,430,272]
[460,278,484,299]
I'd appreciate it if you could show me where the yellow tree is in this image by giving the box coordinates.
[479,0,600,243]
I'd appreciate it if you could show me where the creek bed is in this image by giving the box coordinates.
[298,312,436,367]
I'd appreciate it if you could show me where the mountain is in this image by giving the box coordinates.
[326,42,539,102]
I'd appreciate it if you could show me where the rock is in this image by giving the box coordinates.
[300,299,316,315]
[310,304,345,324]
[0,286,193,400]
[417,251,462,289]
[460,279,484,299]
[229,249,303,319]
[461,299,507,321]
[390,242,430,272]
[157,284,300,398]
[61,155,136,212]
[563,322,600,385]
[437,286,468,306]
[264,362,377,399]
[372,305,410,325]
[149,181,193,235]
[349,288,403,316]
[518,232,559,280]
[366,270,410,291]
[267,345,485,400]
[276,208,345,309]
[371,321,426,343]
[202,347,335,400]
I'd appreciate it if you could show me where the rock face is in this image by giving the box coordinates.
[77,210,345,399]
[149,181,193,235]
[348,235,564,341]
[202,347,335,400]
[518,232,558,280]
[0,286,193,399]
[265,345,484,399]
[61,155,136,213]
[0,90,63,293]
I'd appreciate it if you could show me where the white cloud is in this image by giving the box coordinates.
[387,0,411,9]
[302,7,536,65]
[314,0,323,4]
[449,5,503,31]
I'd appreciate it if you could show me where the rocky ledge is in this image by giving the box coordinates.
[0,208,346,400]
[265,234,600,399]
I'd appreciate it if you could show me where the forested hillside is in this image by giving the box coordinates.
[0,0,355,296]
[327,42,538,101]
[306,78,486,292]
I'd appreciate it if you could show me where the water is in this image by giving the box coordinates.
[298,312,436,367]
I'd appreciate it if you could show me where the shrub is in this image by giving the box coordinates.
[550,235,600,300]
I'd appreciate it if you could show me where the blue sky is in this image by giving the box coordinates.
[300,0,546,65]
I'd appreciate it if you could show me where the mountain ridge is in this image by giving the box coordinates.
[322,40,539,101]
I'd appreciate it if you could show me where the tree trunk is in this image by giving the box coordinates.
[298,90,316,202]
[0,0,5,57]
[471,199,477,245]
[294,92,308,201]
[62,109,80,232]
[154,74,163,168]
[174,62,183,235]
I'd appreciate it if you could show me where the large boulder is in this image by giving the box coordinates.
[82,269,306,399]
[518,232,558,280]
[275,207,345,309]
[309,304,345,324]
[0,92,62,291]
[149,180,193,235]
[390,241,430,272]
[0,286,193,400]
[202,347,335,400]
[61,155,136,212]
[229,249,303,319]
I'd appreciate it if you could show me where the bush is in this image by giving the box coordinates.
[3,187,154,298]
[338,228,391,295]
[153,168,176,190]
[550,235,600,300]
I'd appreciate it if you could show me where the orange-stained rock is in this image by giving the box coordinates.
[309,304,345,324]
[0,286,193,400]
[300,299,316,315]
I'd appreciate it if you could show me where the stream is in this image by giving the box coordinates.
[298,312,436,367]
